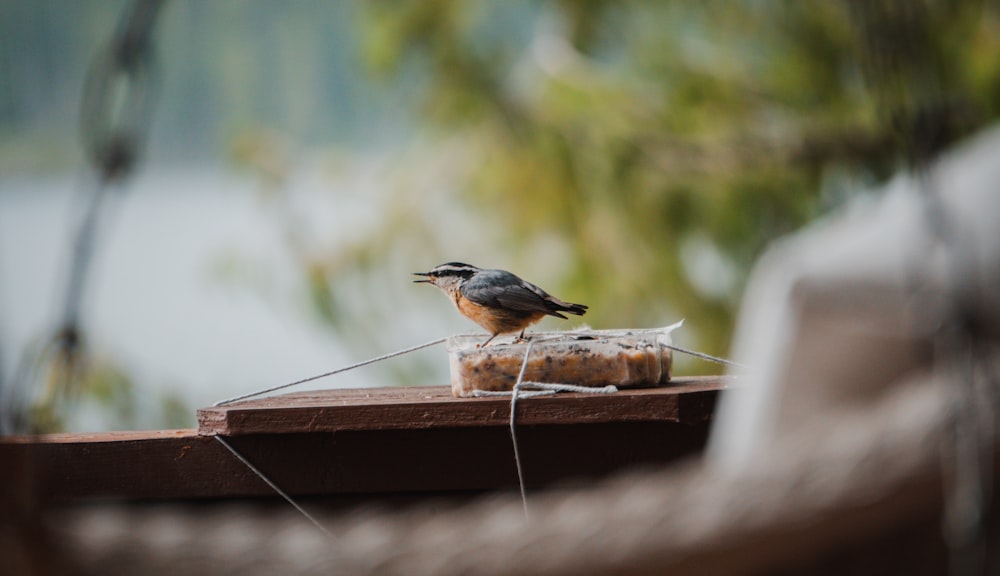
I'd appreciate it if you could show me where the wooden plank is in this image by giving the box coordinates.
[197,376,725,436]
[1,423,714,502]
[2,379,723,502]
[0,428,198,444]
[1,431,239,501]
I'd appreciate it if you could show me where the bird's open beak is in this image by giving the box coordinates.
[413,272,432,283]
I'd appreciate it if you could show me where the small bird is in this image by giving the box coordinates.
[414,262,588,346]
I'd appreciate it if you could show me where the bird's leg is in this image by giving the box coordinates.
[478,333,499,348]
[514,329,529,343]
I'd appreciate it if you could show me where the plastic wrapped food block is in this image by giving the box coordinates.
[446,323,682,397]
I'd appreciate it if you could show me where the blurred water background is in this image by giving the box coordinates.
[2,1,997,431]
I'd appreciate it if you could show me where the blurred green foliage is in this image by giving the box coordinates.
[19,330,193,433]
[334,0,999,363]
[6,1,1000,433]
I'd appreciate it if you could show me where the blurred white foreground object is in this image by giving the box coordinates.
[709,125,1000,473]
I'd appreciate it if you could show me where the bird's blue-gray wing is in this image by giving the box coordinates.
[460,270,552,313]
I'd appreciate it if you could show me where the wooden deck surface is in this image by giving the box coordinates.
[1,378,725,502]
[197,377,724,435]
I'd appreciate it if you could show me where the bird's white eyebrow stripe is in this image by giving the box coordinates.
[431,265,477,276]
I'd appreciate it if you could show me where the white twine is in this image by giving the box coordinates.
[213,336,450,406]
[213,322,739,407]
[215,435,333,538]
[472,341,622,520]
[208,326,742,532]
[663,344,745,369]
[510,338,535,520]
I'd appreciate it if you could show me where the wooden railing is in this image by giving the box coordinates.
[1,377,724,502]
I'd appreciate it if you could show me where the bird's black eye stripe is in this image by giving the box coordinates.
[431,264,477,279]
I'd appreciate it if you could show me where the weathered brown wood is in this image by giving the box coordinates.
[1,379,723,503]
[1,430,245,501]
[1,424,713,502]
[197,377,724,436]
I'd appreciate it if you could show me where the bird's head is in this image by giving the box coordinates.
[413,262,481,291]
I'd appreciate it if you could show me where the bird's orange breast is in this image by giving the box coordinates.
[453,292,545,335]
